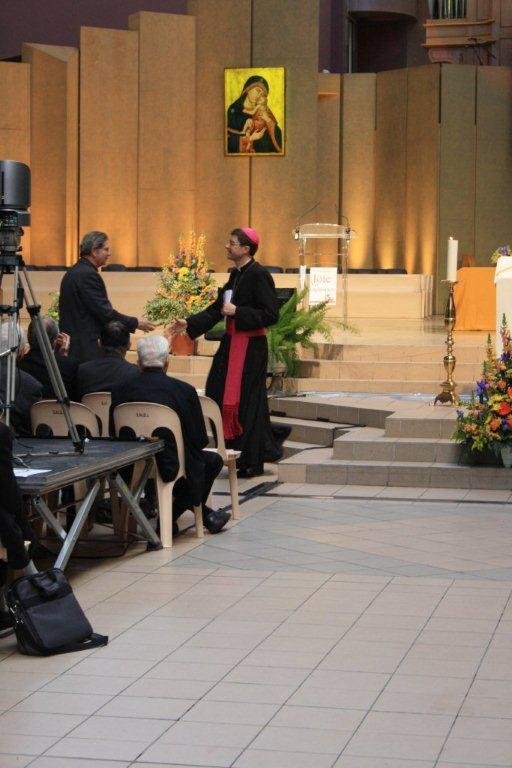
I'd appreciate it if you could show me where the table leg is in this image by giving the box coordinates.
[54,480,101,571]
[32,496,67,542]
[109,472,162,550]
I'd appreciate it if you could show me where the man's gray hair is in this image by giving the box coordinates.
[137,335,169,369]
[80,231,108,258]
[0,322,27,356]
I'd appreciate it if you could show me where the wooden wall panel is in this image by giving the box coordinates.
[251,0,320,269]
[405,66,439,283]
[66,48,79,267]
[374,69,407,269]
[340,73,376,269]
[0,63,30,260]
[22,44,78,267]
[475,66,512,263]
[188,0,251,271]
[316,73,341,266]
[129,12,195,266]
[437,65,476,310]
[79,27,138,266]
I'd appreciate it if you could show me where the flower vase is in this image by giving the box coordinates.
[500,444,512,468]
[171,333,196,356]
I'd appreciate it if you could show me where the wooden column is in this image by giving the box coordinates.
[129,12,196,266]
[79,27,139,266]
[0,63,31,260]
[22,44,78,266]
[188,0,251,270]
[340,73,376,269]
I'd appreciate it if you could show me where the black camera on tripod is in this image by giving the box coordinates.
[0,160,30,273]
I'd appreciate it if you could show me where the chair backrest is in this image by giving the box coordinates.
[30,400,101,438]
[81,392,111,437]
[199,395,227,461]
[112,402,186,480]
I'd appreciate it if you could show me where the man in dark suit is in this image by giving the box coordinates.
[77,321,139,399]
[19,316,78,401]
[59,231,154,364]
[0,421,38,633]
[110,335,230,535]
[0,325,42,437]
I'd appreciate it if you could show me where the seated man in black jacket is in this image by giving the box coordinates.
[110,335,230,535]
[0,324,42,437]
[77,320,139,399]
[19,316,78,402]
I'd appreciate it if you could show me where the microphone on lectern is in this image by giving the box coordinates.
[293,201,320,239]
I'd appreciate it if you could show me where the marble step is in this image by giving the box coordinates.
[333,427,462,463]
[304,343,486,364]
[281,440,318,458]
[284,378,474,395]
[270,415,353,446]
[296,359,481,382]
[277,448,512,490]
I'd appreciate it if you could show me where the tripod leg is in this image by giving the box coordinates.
[21,266,84,452]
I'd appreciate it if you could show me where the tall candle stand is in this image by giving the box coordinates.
[434,280,459,406]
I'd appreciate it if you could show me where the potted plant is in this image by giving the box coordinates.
[453,315,512,466]
[266,288,357,393]
[144,232,217,355]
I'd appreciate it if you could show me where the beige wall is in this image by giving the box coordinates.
[340,73,376,269]
[251,0,320,269]
[188,0,251,270]
[404,65,439,279]
[374,69,408,269]
[79,27,139,266]
[129,12,196,267]
[0,63,31,260]
[22,44,78,266]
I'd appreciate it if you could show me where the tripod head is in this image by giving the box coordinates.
[0,160,30,275]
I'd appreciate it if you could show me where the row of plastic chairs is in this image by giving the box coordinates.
[29,394,240,547]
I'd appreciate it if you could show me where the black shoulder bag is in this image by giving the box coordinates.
[7,568,108,656]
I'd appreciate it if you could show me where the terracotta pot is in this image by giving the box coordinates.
[171,333,196,356]
[500,443,512,468]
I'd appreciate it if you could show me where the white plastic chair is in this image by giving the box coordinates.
[30,400,101,439]
[81,392,112,437]
[112,401,204,547]
[30,400,101,524]
[199,395,240,519]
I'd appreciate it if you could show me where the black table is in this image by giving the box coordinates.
[14,437,164,569]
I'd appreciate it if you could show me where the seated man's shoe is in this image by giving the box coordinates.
[203,506,231,534]
[237,465,264,479]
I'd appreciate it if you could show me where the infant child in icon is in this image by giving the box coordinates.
[240,95,273,153]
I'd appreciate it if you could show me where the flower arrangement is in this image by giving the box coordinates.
[453,315,512,453]
[144,232,217,324]
[490,244,511,264]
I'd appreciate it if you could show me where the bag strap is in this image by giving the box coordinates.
[45,632,109,656]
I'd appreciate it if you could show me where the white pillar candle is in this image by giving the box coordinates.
[446,237,458,282]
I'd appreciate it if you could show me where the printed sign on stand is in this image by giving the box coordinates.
[309,267,338,306]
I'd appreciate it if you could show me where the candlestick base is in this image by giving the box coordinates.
[434,281,459,407]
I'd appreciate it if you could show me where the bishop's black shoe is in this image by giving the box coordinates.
[237,465,265,479]
[203,507,231,534]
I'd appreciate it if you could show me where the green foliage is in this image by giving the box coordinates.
[46,291,60,322]
[267,288,357,376]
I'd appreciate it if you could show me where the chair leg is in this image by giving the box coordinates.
[193,505,204,538]
[227,458,240,520]
[156,475,174,548]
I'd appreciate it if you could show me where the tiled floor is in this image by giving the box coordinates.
[1,473,512,768]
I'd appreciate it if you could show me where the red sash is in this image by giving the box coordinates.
[222,318,266,440]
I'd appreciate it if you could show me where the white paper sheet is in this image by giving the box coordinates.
[13,468,51,477]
